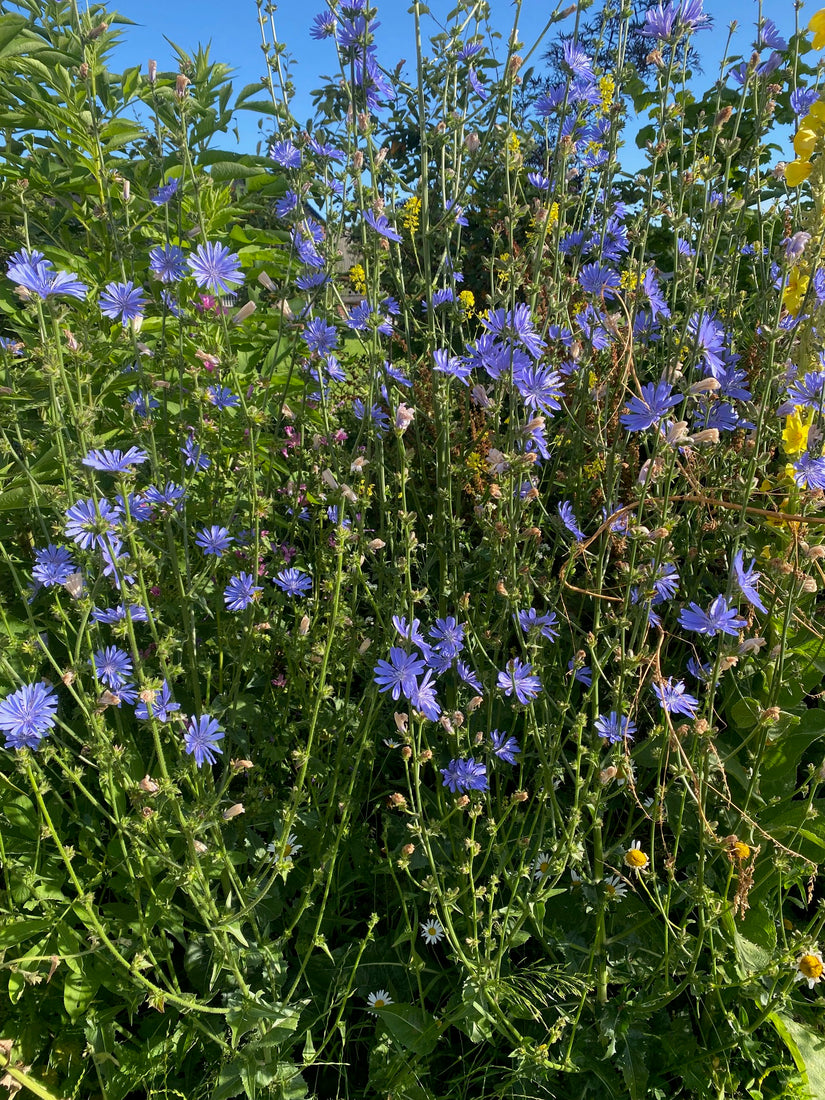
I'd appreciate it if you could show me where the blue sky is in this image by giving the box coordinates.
[109,0,800,161]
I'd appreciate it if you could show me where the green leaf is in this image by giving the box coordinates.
[378,1004,439,1056]
[226,998,303,1047]
[729,697,761,730]
[0,15,34,61]
[64,965,100,1021]
[209,161,271,181]
[235,99,283,116]
[619,1027,649,1100]
[770,1012,825,1099]
[728,902,776,978]
[0,917,53,950]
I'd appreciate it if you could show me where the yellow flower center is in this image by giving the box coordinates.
[624,848,648,869]
[732,841,750,861]
[538,861,550,875]
[373,997,386,1007]
[799,954,824,981]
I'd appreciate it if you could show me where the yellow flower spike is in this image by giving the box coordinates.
[810,8,825,48]
[783,407,813,457]
[794,129,818,159]
[786,159,814,187]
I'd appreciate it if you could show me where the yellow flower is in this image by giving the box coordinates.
[348,263,366,294]
[783,407,813,457]
[547,201,559,228]
[458,289,475,313]
[731,840,750,861]
[507,132,521,160]
[598,74,615,114]
[402,195,421,235]
[794,128,818,159]
[802,111,825,136]
[809,8,825,48]
[786,159,813,187]
[620,269,639,291]
[783,268,810,316]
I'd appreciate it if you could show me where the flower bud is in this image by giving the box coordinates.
[231,301,256,325]
[140,775,159,794]
[714,106,733,128]
[175,74,190,98]
[223,803,245,821]
[688,377,721,395]
[148,59,157,84]
[465,132,481,154]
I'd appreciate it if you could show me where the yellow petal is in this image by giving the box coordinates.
[809,100,825,124]
[811,10,825,47]
[785,159,813,187]
[795,129,818,158]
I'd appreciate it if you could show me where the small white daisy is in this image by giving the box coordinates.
[795,951,824,989]
[533,851,552,879]
[367,989,393,1012]
[267,833,302,861]
[623,840,648,875]
[604,874,628,900]
[420,918,445,945]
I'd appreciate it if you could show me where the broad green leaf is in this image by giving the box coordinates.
[64,965,100,1021]
[770,1012,825,1099]
[378,1004,439,1056]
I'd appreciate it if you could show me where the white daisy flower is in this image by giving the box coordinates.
[267,833,302,861]
[604,874,628,900]
[623,840,648,875]
[795,951,824,989]
[420,918,445,945]
[367,989,393,1012]
[533,852,552,879]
